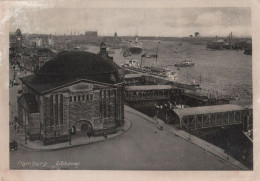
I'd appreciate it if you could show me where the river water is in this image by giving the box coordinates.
[111,39,252,105]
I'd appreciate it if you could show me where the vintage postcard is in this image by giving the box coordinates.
[0,0,259,180]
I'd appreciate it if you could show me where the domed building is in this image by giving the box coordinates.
[18,49,124,145]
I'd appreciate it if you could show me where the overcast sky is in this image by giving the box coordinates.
[9,7,251,37]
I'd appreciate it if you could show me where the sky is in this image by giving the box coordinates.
[9,7,251,37]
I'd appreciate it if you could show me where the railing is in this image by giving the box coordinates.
[180,110,246,130]
[124,90,170,101]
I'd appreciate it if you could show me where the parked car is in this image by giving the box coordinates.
[10,140,18,151]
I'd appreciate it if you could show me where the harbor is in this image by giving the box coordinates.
[114,38,253,169]
[8,6,253,171]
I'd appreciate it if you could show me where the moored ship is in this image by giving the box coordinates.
[174,59,195,67]
[130,36,142,54]
[122,60,177,80]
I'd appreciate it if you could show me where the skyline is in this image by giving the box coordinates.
[10,7,251,37]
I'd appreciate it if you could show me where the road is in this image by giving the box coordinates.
[10,110,239,170]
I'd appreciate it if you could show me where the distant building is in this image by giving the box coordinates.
[48,34,54,47]
[9,28,23,52]
[195,32,200,37]
[18,46,124,145]
[33,37,43,47]
[85,31,98,37]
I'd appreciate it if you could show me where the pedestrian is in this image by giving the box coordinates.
[103,132,107,139]
[16,122,19,133]
[154,109,159,124]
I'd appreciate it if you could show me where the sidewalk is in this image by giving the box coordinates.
[11,118,131,151]
[125,105,248,170]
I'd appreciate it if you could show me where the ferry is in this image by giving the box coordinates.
[130,36,142,54]
[122,60,177,80]
[174,59,195,67]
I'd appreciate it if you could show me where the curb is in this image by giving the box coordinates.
[17,119,132,152]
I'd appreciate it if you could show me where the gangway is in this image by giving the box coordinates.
[124,85,181,102]
[171,104,252,130]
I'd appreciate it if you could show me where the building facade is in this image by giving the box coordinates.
[18,48,124,145]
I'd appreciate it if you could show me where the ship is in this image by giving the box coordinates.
[174,59,195,67]
[130,36,142,54]
[122,60,177,80]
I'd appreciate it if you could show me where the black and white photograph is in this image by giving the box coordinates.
[1,0,259,179]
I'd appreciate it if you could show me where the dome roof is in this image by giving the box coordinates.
[37,50,123,84]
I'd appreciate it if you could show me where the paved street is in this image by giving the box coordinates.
[10,110,239,170]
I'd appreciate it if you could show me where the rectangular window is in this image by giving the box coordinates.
[50,95,54,126]
[86,95,89,101]
[60,94,63,124]
[90,94,93,100]
[82,95,85,101]
[78,95,81,101]
[55,95,58,125]
[69,96,72,102]
[74,96,76,102]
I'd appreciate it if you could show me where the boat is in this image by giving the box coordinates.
[122,40,177,81]
[174,59,195,67]
[122,60,177,80]
[151,54,158,58]
[74,45,81,50]
[130,36,142,54]
[144,66,177,80]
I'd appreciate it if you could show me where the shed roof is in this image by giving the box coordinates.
[173,104,244,117]
[124,73,147,79]
[125,85,172,91]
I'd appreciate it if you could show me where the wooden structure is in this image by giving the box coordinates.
[172,104,252,130]
[124,85,179,102]
[124,73,147,85]
[181,89,232,106]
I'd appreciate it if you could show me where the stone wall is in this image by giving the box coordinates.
[41,82,124,142]
[28,113,40,140]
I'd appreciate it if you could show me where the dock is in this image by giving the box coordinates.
[124,68,233,106]
[171,104,252,131]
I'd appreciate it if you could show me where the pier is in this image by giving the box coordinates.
[124,69,233,106]
[124,85,180,102]
[171,104,252,131]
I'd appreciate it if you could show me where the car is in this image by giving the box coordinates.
[10,140,18,151]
